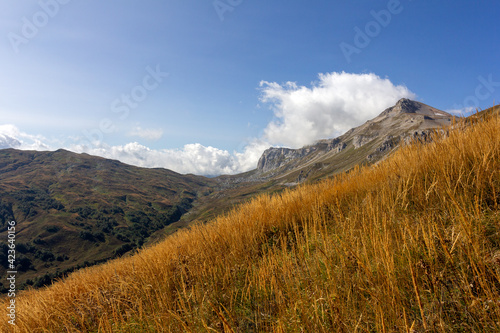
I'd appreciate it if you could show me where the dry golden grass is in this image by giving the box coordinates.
[4,109,500,332]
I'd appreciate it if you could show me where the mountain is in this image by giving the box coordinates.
[0,149,215,290]
[5,105,500,332]
[0,98,455,291]
[254,99,454,184]
[187,99,456,224]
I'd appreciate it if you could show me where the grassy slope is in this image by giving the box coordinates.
[4,109,500,332]
[0,149,215,290]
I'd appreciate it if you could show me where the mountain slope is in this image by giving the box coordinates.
[173,99,457,223]
[255,98,454,183]
[0,99,457,291]
[5,107,500,332]
[0,149,215,290]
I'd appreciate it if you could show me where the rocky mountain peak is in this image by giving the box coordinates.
[255,99,454,179]
[380,98,451,118]
[393,98,420,113]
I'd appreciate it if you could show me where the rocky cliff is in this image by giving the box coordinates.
[256,99,454,182]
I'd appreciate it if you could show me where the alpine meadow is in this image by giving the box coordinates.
[1,2,499,332]
[2,106,500,332]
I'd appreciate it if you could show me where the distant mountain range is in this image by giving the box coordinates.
[0,98,456,291]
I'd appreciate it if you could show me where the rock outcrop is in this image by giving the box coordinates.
[255,99,454,182]
[257,147,308,172]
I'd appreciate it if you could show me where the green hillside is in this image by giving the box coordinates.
[0,149,215,290]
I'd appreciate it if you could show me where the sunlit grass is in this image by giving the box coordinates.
[4,107,500,332]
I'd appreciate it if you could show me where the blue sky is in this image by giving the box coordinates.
[0,0,499,175]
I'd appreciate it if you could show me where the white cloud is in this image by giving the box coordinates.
[0,124,50,150]
[128,126,164,141]
[446,107,474,117]
[69,142,245,176]
[1,72,417,175]
[0,134,21,149]
[259,72,416,148]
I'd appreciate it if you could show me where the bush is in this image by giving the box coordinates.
[16,255,34,271]
[45,225,60,233]
[115,233,130,242]
[79,231,94,241]
[33,273,54,288]
[35,250,55,262]
[56,255,68,262]
[114,244,134,257]
[0,201,14,227]
[92,232,106,242]
[33,238,46,245]
[16,243,33,254]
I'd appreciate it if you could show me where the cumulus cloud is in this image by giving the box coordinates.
[0,133,21,149]
[128,126,164,141]
[1,72,416,175]
[0,123,264,175]
[0,124,50,150]
[259,72,416,148]
[69,142,248,176]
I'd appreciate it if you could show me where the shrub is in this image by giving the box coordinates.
[114,244,134,257]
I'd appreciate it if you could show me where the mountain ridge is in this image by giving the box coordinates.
[255,98,454,183]
[0,148,215,290]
